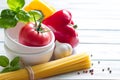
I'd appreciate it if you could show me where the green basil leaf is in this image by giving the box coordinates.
[0,56,9,67]
[7,0,25,11]
[1,65,21,73]
[11,64,21,71]
[1,67,12,73]
[0,17,18,29]
[16,10,30,23]
[28,10,44,22]
[1,9,16,18]
[10,56,20,67]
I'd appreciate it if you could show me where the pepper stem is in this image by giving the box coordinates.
[73,24,78,29]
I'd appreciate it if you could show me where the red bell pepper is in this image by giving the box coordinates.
[42,9,79,48]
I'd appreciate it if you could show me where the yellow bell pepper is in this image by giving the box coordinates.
[24,0,56,19]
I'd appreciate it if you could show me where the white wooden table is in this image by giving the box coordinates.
[0,0,120,79]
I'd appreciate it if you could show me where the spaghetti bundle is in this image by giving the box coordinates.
[0,52,91,80]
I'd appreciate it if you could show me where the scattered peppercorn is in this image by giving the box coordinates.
[76,60,113,76]
[91,63,93,66]
[91,72,94,75]
[89,69,94,73]
[98,61,100,64]
[109,70,112,74]
[85,70,88,73]
[90,54,93,57]
[83,70,86,73]
[102,69,104,72]
[83,70,89,73]
[77,72,80,75]
[107,67,110,71]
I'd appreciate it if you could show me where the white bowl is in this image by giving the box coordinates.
[4,22,55,65]
[4,43,55,65]
[4,22,55,54]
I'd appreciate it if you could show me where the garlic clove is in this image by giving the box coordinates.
[54,40,73,59]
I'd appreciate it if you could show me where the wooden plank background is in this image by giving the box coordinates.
[0,0,120,79]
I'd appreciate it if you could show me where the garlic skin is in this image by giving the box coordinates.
[54,41,73,59]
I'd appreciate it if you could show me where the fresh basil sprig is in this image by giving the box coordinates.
[28,10,44,22]
[0,0,44,29]
[7,0,25,12]
[0,56,21,73]
[0,56,9,67]
[16,10,30,23]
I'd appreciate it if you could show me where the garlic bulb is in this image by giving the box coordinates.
[53,41,73,59]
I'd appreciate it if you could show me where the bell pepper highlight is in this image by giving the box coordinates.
[43,9,79,48]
